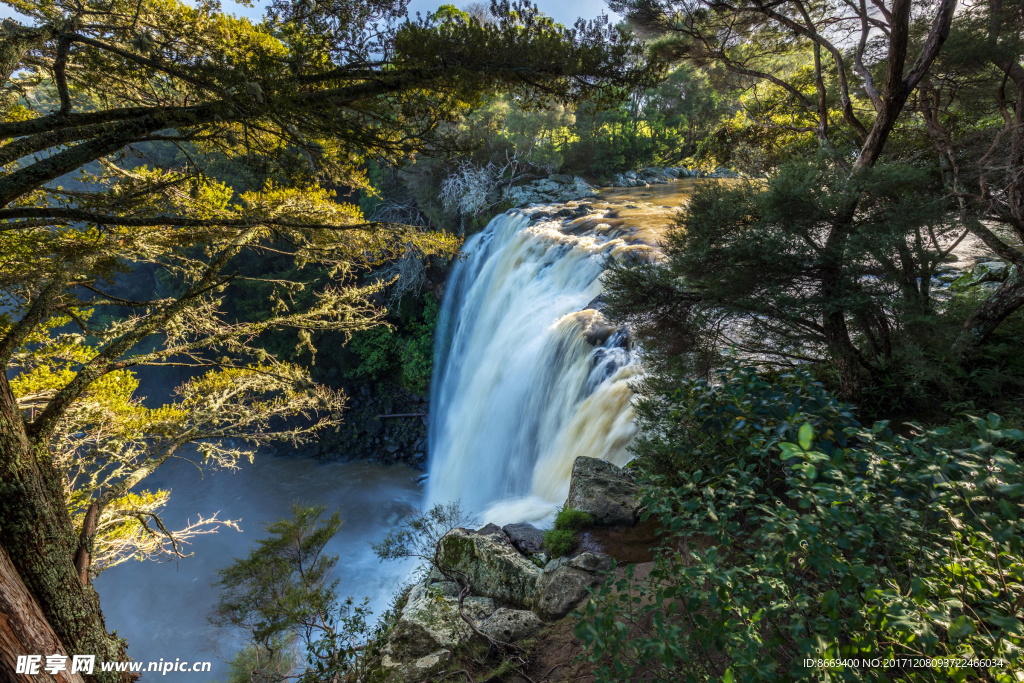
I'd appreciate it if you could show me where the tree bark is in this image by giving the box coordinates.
[0,374,126,682]
[1,545,86,683]
[955,263,1024,355]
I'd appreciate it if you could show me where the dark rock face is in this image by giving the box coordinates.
[565,457,643,526]
[270,383,429,469]
[502,523,546,555]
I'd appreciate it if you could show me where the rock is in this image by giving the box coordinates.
[478,608,543,642]
[533,561,601,621]
[952,261,1010,290]
[568,552,613,573]
[384,582,495,662]
[565,457,643,526]
[382,648,452,683]
[503,523,546,554]
[438,527,542,608]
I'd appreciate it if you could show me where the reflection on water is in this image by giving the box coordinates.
[94,455,422,681]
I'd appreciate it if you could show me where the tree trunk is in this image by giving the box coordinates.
[1,544,86,683]
[955,263,1024,356]
[0,375,125,682]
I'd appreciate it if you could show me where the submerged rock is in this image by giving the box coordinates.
[952,261,1012,290]
[437,526,542,608]
[565,457,643,526]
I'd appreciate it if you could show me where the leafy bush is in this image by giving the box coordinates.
[544,507,594,557]
[345,295,440,393]
[575,363,1024,682]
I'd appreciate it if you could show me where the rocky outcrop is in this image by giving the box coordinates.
[565,457,643,527]
[532,553,611,621]
[380,581,497,682]
[608,166,741,188]
[381,648,452,683]
[478,608,543,642]
[272,383,429,468]
[503,176,599,206]
[437,526,542,609]
[380,523,616,681]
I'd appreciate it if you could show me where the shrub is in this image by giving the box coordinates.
[575,363,1024,682]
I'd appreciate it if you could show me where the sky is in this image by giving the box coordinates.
[0,0,616,26]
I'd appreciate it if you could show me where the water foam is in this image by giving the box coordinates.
[426,208,644,524]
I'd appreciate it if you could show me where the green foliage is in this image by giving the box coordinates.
[576,362,1024,682]
[555,507,594,532]
[543,529,577,558]
[212,504,344,644]
[602,151,1024,416]
[226,637,298,683]
[212,504,387,683]
[543,507,594,558]
[628,361,860,488]
[345,295,440,393]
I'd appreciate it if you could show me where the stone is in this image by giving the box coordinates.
[478,608,543,642]
[567,552,613,573]
[382,648,452,683]
[533,562,601,621]
[952,261,1010,290]
[437,527,542,608]
[565,457,643,526]
[384,582,495,661]
[503,522,546,554]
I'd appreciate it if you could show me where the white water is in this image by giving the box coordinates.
[426,208,648,526]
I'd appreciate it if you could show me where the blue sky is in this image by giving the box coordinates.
[0,0,616,26]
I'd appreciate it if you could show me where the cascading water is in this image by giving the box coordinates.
[426,205,654,525]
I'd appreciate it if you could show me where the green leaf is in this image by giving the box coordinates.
[799,422,814,450]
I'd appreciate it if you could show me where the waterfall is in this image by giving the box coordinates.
[426,207,645,526]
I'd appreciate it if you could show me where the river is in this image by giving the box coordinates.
[94,178,703,680]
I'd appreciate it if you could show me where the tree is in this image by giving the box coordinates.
[0,0,657,673]
[605,0,981,399]
[909,0,1024,353]
[211,504,377,683]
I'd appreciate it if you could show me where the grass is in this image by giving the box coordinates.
[543,508,594,558]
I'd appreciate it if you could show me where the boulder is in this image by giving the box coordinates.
[503,522,546,554]
[565,457,643,526]
[437,526,542,608]
[533,559,602,621]
[478,608,543,642]
[386,582,495,658]
[382,648,452,683]
[952,261,1011,290]
[567,552,613,573]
